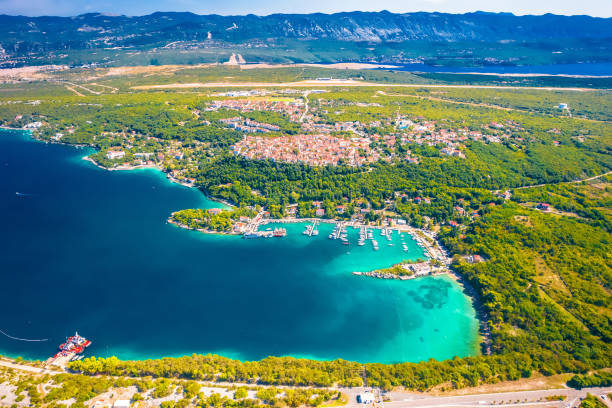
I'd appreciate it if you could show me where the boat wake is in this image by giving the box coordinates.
[15,192,33,197]
[0,328,48,342]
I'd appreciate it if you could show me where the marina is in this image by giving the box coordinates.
[254,218,449,268]
[243,227,287,239]
[240,211,448,270]
[0,128,480,365]
[303,220,320,236]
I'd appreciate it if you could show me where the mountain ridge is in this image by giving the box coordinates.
[1,11,610,43]
[0,11,610,67]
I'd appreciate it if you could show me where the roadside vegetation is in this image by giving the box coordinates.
[579,394,607,408]
[0,366,343,407]
[0,66,610,393]
[568,372,612,390]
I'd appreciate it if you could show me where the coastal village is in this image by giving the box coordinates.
[232,134,378,166]
[6,87,521,283]
[23,87,538,181]
[6,84,566,288]
[1,57,610,408]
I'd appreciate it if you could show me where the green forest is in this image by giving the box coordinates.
[0,66,610,392]
[0,365,343,408]
[69,192,611,391]
[171,207,256,232]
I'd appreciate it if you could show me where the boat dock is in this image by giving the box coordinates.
[303,220,319,236]
[44,332,91,368]
[242,210,265,236]
[328,221,346,240]
[243,227,286,239]
[240,215,449,263]
[45,351,78,368]
[242,211,287,239]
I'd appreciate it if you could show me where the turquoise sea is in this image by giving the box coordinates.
[0,128,480,364]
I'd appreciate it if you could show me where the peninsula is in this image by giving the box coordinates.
[0,56,610,408]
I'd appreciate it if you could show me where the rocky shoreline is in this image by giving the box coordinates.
[81,155,161,172]
[352,270,449,280]
[167,217,241,236]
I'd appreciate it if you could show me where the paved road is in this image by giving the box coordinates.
[513,171,612,190]
[300,90,310,122]
[0,358,62,375]
[342,387,612,408]
[2,359,610,408]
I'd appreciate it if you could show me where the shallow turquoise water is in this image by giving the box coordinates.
[0,129,480,363]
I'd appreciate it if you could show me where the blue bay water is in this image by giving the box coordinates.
[0,129,480,364]
[388,62,612,76]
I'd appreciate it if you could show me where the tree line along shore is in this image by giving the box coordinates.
[1,356,610,407]
[0,68,609,395]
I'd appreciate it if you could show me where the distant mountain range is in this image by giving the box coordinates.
[0,11,610,67]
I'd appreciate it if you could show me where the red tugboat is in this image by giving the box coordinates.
[46,331,92,367]
[55,332,91,359]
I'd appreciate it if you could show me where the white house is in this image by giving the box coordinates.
[106,150,126,160]
[112,400,130,408]
[24,121,42,129]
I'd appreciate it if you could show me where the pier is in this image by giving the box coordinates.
[303,220,319,236]
[329,221,346,239]
[45,351,78,368]
[243,210,288,238]
[44,332,91,369]
[241,214,450,265]
[243,210,265,235]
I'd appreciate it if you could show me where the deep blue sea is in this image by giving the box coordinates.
[0,129,479,364]
[388,62,612,76]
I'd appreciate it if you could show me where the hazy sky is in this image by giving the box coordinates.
[0,0,610,18]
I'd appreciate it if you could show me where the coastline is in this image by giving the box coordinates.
[0,126,234,210]
[167,217,242,236]
[451,269,493,356]
[1,125,488,360]
[352,269,450,280]
[239,62,400,70]
[81,155,161,173]
[445,72,612,78]
[260,217,338,226]
[79,155,237,208]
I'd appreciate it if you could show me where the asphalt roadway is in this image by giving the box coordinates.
[342,386,612,408]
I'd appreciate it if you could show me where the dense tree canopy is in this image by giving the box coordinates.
[1,72,610,392]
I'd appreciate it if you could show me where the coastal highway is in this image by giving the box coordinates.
[1,358,610,408]
[0,358,62,375]
[341,387,612,408]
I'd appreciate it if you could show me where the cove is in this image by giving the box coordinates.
[0,128,480,364]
